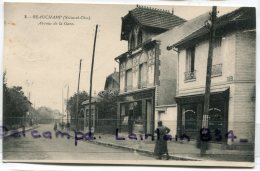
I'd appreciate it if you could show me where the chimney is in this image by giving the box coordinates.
[172,8,174,15]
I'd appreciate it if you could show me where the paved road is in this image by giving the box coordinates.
[3,124,155,161]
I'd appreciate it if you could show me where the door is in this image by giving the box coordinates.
[209,100,225,142]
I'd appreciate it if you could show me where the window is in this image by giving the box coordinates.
[138,62,147,88]
[185,47,196,81]
[137,30,142,45]
[186,47,195,72]
[130,35,135,50]
[125,69,133,92]
[212,37,222,77]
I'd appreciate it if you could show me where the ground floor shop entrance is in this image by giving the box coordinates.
[117,89,155,134]
[176,89,229,142]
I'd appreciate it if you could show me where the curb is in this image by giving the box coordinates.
[84,139,201,161]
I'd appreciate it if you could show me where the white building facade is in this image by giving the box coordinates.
[172,7,256,149]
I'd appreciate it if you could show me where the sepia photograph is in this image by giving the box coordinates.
[2,2,256,167]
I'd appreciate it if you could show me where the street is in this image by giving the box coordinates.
[3,124,155,161]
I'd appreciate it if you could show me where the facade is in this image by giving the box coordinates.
[115,6,186,135]
[80,97,100,132]
[171,7,256,147]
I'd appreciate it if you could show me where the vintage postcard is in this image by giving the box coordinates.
[2,2,256,167]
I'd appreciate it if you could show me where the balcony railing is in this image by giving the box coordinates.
[211,64,222,77]
[138,81,147,89]
[124,85,133,92]
[184,71,196,81]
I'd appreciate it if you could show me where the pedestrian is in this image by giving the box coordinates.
[154,121,170,160]
[54,122,57,132]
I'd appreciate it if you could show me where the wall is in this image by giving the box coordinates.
[153,28,178,106]
[177,29,256,146]
[231,30,256,144]
[155,105,177,136]
[119,48,156,94]
[178,32,236,95]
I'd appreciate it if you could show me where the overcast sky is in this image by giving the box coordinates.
[4,3,236,112]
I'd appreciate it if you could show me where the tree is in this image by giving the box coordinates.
[3,72,9,121]
[67,91,89,125]
[3,72,31,128]
[8,86,30,117]
[36,106,55,124]
[96,89,118,133]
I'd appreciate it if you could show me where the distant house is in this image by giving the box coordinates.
[104,69,119,91]
[80,70,119,133]
[115,5,186,135]
[80,97,101,132]
[171,7,256,148]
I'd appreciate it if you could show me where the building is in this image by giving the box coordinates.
[80,70,119,133]
[104,69,120,91]
[80,97,101,132]
[115,5,186,135]
[171,7,256,148]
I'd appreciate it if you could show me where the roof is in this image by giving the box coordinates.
[82,97,101,105]
[172,7,256,48]
[155,11,212,49]
[121,5,186,40]
[104,72,119,89]
[114,39,155,61]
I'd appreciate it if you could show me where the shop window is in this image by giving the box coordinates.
[209,101,225,133]
[183,104,197,130]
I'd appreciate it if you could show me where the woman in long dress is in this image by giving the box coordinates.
[154,121,170,160]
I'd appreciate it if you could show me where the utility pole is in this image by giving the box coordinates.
[200,6,217,156]
[76,59,82,131]
[88,24,98,133]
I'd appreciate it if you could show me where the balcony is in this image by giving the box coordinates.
[138,81,147,89]
[211,64,222,77]
[184,71,196,82]
[124,85,133,92]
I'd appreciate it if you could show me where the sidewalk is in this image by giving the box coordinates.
[86,133,254,161]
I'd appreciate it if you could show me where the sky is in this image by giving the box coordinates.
[4,3,236,112]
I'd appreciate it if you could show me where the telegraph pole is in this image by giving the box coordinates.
[200,6,217,156]
[88,24,98,133]
[76,59,82,131]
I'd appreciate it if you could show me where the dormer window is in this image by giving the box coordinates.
[137,30,142,45]
[130,35,135,50]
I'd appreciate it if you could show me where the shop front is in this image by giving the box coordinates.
[175,89,229,142]
[117,88,155,134]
